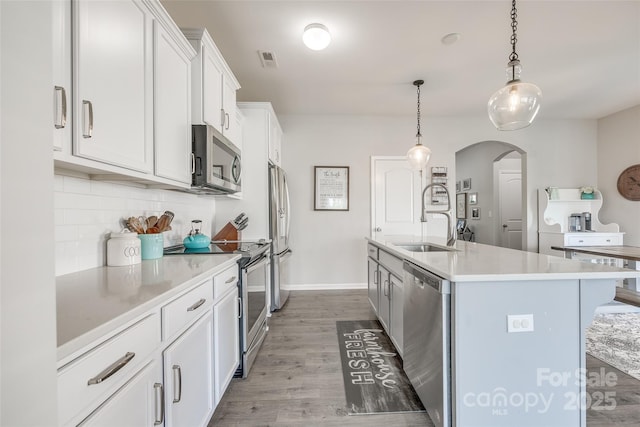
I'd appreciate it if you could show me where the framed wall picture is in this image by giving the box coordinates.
[314,166,349,211]
[471,207,480,219]
[462,178,472,191]
[468,192,478,205]
[456,192,467,219]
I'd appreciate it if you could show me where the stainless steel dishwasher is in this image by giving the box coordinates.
[403,260,451,427]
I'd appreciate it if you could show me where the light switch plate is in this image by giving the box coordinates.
[507,314,534,333]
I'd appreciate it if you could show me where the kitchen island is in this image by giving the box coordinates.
[367,236,638,427]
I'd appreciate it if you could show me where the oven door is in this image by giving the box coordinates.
[240,254,270,377]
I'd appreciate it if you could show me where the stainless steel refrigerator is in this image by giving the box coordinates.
[269,163,291,311]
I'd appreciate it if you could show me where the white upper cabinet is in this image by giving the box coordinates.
[52,0,72,152]
[183,28,241,147]
[150,3,196,184]
[72,0,153,173]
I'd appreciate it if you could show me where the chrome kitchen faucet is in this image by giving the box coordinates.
[421,183,456,246]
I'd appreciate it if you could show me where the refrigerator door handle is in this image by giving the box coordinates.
[282,170,291,247]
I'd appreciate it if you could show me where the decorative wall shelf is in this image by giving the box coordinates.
[430,166,448,205]
[537,188,623,256]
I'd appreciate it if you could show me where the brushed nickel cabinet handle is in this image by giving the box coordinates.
[172,365,182,403]
[237,296,242,319]
[225,276,237,284]
[54,86,67,129]
[87,352,135,385]
[220,108,225,129]
[191,152,195,174]
[153,382,164,425]
[82,100,93,138]
[186,298,206,312]
[225,112,230,130]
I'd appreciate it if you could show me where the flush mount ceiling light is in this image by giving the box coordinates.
[407,80,432,170]
[488,0,542,131]
[303,23,331,50]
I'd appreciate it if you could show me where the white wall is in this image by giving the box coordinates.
[281,114,598,287]
[1,1,58,424]
[54,171,217,276]
[597,105,640,245]
[456,141,522,245]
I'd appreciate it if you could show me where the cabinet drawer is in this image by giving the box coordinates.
[367,243,378,260]
[58,314,160,426]
[566,234,623,246]
[162,279,214,340]
[379,249,403,279]
[213,264,239,300]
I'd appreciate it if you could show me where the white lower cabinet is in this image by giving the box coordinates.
[163,310,215,427]
[389,274,404,357]
[214,286,240,405]
[366,244,404,356]
[58,263,244,427]
[367,257,379,314]
[79,359,163,427]
[378,266,391,332]
[57,313,161,426]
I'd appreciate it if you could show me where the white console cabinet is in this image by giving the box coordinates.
[538,188,623,257]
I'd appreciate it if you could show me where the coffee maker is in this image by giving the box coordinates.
[569,214,582,232]
[569,212,592,232]
[582,212,592,231]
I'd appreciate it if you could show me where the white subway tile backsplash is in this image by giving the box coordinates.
[63,175,92,193]
[55,225,78,242]
[54,173,216,275]
[54,174,64,191]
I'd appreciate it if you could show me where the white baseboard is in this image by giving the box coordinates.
[284,282,367,291]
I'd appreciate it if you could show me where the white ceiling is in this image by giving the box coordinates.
[161,0,640,120]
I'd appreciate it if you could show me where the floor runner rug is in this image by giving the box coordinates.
[586,312,640,380]
[336,320,425,415]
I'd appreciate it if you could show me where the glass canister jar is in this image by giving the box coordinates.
[107,230,142,266]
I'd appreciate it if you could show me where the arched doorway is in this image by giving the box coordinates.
[455,141,527,249]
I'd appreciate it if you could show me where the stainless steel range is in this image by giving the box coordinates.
[164,239,271,378]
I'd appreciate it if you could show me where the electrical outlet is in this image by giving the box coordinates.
[507,314,534,333]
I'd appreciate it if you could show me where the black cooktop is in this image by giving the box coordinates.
[163,240,270,260]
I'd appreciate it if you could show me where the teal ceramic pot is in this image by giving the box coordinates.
[139,233,164,260]
[581,192,595,200]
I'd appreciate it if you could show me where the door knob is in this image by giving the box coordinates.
[502,224,508,229]
[375,227,382,232]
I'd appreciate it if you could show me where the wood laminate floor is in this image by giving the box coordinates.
[209,290,640,426]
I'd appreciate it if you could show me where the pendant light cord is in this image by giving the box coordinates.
[414,80,423,138]
[509,0,519,63]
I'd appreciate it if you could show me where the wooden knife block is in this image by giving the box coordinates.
[212,222,240,251]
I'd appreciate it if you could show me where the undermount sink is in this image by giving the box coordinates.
[395,243,454,253]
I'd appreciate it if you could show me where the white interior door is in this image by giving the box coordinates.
[371,157,422,238]
[498,171,522,249]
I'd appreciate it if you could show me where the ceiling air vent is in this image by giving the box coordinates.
[258,50,278,68]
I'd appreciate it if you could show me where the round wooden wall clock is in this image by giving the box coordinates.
[617,164,640,201]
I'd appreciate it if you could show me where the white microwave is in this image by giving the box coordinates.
[191,125,241,194]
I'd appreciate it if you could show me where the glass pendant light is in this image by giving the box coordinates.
[407,80,431,170]
[488,0,542,131]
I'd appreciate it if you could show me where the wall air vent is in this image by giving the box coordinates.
[258,50,278,68]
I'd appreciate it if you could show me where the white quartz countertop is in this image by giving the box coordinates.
[56,254,240,362]
[367,235,639,282]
